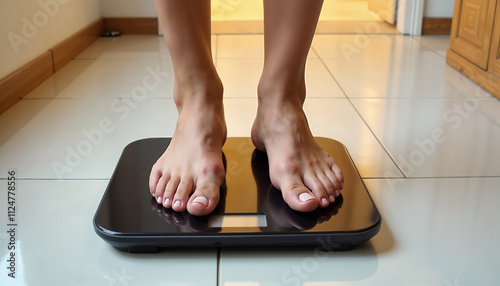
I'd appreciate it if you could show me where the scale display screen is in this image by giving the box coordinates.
[208,214,267,228]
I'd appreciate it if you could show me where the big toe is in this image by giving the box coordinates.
[282,185,319,212]
[187,182,220,216]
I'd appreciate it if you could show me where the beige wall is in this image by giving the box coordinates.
[425,0,455,18]
[0,0,100,79]
[100,0,156,17]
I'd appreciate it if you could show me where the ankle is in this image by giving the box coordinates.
[257,77,306,106]
[174,74,224,111]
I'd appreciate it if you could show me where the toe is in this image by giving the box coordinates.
[330,162,344,190]
[154,175,169,202]
[187,180,220,216]
[172,179,193,212]
[281,174,319,212]
[324,166,341,194]
[162,176,179,205]
[317,171,336,200]
[303,172,330,208]
[149,166,161,196]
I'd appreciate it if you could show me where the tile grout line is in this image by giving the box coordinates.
[412,36,448,59]
[312,45,406,178]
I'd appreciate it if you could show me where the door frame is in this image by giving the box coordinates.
[397,0,425,35]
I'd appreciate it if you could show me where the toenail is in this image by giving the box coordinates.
[335,190,340,197]
[192,196,208,207]
[164,198,170,206]
[299,192,315,203]
[340,183,344,190]
[173,200,181,208]
[157,197,162,204]
[321,198,328,205]
[329,195,335,202]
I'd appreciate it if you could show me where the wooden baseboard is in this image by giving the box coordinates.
[0,18,103,115]
[422,17,452,35]
[0,51,53,115]
[51,19,103,72]
[103,17,158,35]
[446,49,500,100]
[316,20,398,34]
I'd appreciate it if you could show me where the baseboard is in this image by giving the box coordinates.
[103,17,158,35]
[446,49,500,100]
[0,18,103,115]
[422,17,452,35]
[0,51,53,115]
[52,18,103,71]
[316,20,398,34]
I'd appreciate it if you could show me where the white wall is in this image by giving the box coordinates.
[424,0,455,18]
[0,0,101,79]
[100,0,157,17]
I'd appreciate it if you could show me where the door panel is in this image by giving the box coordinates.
[368,0,397,24]
[449,0,497,69]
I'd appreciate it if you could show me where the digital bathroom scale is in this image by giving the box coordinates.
[93,137,381,253]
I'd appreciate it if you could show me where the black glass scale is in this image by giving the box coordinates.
[93,137,381,253]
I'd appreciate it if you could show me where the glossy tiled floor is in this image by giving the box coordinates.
[1,33,500,285]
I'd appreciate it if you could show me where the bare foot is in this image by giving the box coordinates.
[149,82,226,216]
[251,86,344,212]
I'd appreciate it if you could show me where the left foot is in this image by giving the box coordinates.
[251,85,344,212]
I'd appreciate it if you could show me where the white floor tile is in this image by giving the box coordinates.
[217,58,345,98]
[0,180,217,286]
[351,97,500,177]
[24,58,174,99]
[316,35,485,98]
[75,35,171,60]
[217,34,317,59]
[216,59,262,98]
[313,34,401,59]
[224,98,403,178]
[305,59,346,98]
[415,35,451,58]
[0,98,177,179]
[218,177,500,285]
[217,35,265,59]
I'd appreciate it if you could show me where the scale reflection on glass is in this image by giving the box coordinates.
[93,137,381,253]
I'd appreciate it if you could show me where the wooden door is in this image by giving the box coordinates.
[488,0,500,78]
[368,0,397,24]
[449,0,497,69]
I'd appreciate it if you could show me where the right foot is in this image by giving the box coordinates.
[149,81,226,216]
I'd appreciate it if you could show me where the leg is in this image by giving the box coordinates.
[150,0,226,216]
[252,0,344,212]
